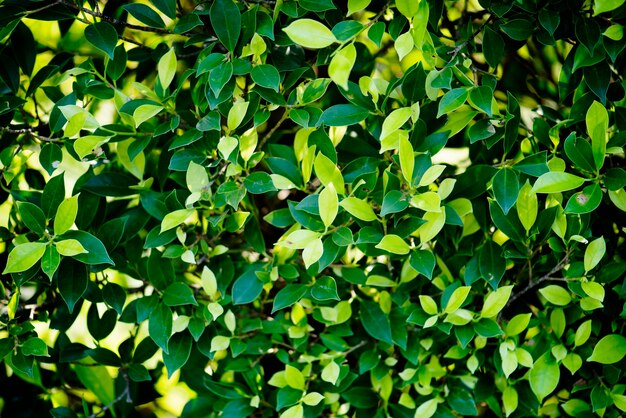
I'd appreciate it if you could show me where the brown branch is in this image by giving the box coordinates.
[60,0,176,35]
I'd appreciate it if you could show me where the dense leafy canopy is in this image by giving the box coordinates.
[1,0,626,417]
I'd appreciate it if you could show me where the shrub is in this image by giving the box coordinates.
[1,0,626,416]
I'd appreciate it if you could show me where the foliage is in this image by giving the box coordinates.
[1,0,626,417]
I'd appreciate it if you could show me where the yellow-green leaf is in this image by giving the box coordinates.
[340,197,377,221]
[2,242,47,274]
[158,48,177,89]
[284,19,336,49]
[584,236,605,272]
[375,234,411,255]
[56,239,88,256]
[54,195,79,236]
[329,43,356,90]
[319,184,338,228]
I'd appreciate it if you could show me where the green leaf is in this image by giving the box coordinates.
[586,101,608,170]
[481,285,513,318]
[41,245,60,281]
[17,201,46,236]
[163,282,198,306]
[320,104,369,126]
[587,334,626,363]
[284,19,336,49]
[161,208,194,232]
[594,0,625,15]
[380,107,412,141]
[479,240,505,289]
[445,286,471,313]
[302,238,323,268]
[84,22,117,60]
[319,184,338,228]
[21,337,49,357]
[163,333,192,378]
[60,231,114,265]
[56,239,88,256]
[340,197,377,221]
[158,48,177,89]
[57,259,88,313]
[538,285,572,306]
[483,26,505,68]
[410,250,436,279]
[419,295,438,315]
[54,195,78,236]
[564,133,596,173]
[584,236,606,272]
[232,269,264,305]
[517,180,537,232]
[122,4,165,28]
[285,365,306,390]
[375,234,411,255]
[149,303,172,353]
[359,300,393,345]
[437,88,469,118]
[564,184,602,214]
[39,143,63,176]
[311,276,340,301]
[396,0,420,17]
[381,190,408,216]
[251,64,280,92]
[133,104,164,128]
[492,168,519,215]
[500,19,533,41]
[272,285,307,313]
[468,86,493,116]
[348,0,371,15]
[3,242,46,274]
[329,44,356,90]
[532,172,585,193]
[529,352,560,401]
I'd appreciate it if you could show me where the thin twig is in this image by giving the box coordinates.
[0,127,61,142]
[258,110,290,150]
[86,372,132,418]
[505,250,573,309]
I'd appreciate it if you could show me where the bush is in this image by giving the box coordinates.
[1,0,626,416]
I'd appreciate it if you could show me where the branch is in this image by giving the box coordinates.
[60,0,175,35]
[0,126,61,142]
[505,250,573,309]
[86,372,132,418]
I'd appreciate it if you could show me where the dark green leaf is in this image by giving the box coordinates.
[57,259,88,314]
[16,201,46,236]
[311,276,340,301]
[210,0,241,52]
[163,333,192,378]
[84,22,117,59]
[122,4,165,28]
[272,284,307,313]
[319,104,370,126]
[149,303,172,353]
[163,282,198,306]
[492,168,519,215]
[359,300,393,345]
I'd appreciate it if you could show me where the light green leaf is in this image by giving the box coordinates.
[395,32,414,61]
[314,152,345,195]
[340,197,377,221]
[586,101,608,169]
[186,161,209,194]
[302,392,325,406]
[227,101,249,131]
[218,136,239,160]
[532,172,585,193]
[375,234,411,255]
[56,239,88,256]
[348,0,371,15]
[574,320,592,347]
[319,184,338,228]
[380,107,412,142]
[2,242,47,274]
[505,313,531,336]
[529,353,560,401]
[160,209,194,232]
[284,19,336,49]
[396,0,420,17]
[133,104,164,128]
[280,404,304,418]
[399,136,414,184]
[410,192,441,212]
[538,285,572,306]
[329,43,356,90]
[417,210,446,243]
[419,295,438,315]
[302,238,323,268]
[210,335,230,352]
[414,398,439,418]
[588,334,626,363]
[285,364,305,390]
[445,286,471,313]
[281,229,322,249]
[584,236,605,272]
[54,195,79,236]
[503,387,518,417]
[321,361,340,385]
[481,285,513,318]
[437,88,469,118]
[158,48,177,89]
[594,0,625,15]
[609,188,626,211]
[419,164,446,187]
[517,180,537,232]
